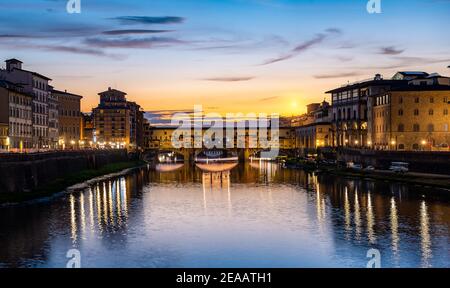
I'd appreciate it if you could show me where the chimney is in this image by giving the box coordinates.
[5,59,23,71]
[374,74,383,81]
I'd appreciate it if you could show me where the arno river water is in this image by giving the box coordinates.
[0,162,449,268]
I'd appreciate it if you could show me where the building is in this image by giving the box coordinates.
[0,80,33,151]
[92,88,131,148]
[325,73,429,148]
[48,86,59,149]
[294,101,332,154]
[372,75,450,151]
[127,101,145,150]
[0,59,52,149]
[54,89,82,149]
[81,112,95,146]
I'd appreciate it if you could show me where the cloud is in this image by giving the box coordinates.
[84,36,184,49]
[102,29,174,35]
[259,96,279,102]
[260,28,342,65]
[379,46,404,55]
[110,16,185,25]
[314,72,361,79]
[202,76,254,82]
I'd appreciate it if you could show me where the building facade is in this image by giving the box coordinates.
[92,88,131,148]
[48,86,59,149]
[54,89,82,149]
[0,81,33,151]
[372,85,450,151]
[0,59,52,149]
[81,113,94,146]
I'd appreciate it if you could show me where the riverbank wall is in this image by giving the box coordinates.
[0,150,133,195]
[337,148,450,175]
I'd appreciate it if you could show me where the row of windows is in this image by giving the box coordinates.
[34,127,48,138]
[34,115,48,126]
[60,126,80,135]
[9,95,32,106]
[9,122,32,137]
[33,79,48,91]
[9,107,32,120]
[60,110,81,117]
[399,96,448,104]
[33,103,47,115]
[333,108,367,121]
[398,109,448,116]
[376,123,449,133]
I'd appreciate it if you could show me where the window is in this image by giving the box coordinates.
[398,109,403,116]
[399,97,403,104]
[415,97,419,103]
[428,124,434,132]
[398,124,405,132]
[429,109,434,116]
[413,124,420,132]
[430,97,434,103]
[444,109,448,116]
[444,123,449,132]
[412,143,419,150]
[414,109,419,116]
[398,144,405,150]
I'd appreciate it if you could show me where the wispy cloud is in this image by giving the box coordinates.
[379,46,404,55]
[202,76,254,82]
[260,28,342,65]
[110,16,185,25]
[259,96,279,102]
[102,29,174,35]
[84,37,185,49]
[314,72,361,79]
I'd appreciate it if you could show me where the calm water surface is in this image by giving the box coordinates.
[0,162,449,268]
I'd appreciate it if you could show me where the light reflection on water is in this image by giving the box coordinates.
[0,162,449,268]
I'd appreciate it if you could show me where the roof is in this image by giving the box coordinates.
[325,79,406,94]
[0,80,33,97]
[52,89,83,99]
[390,85,450,92]
[13,68,52,81]
[5,58,23,64]
[397,71,429,76]
[98,88,127,96]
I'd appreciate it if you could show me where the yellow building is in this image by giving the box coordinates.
[93,88,131,148]
[54,89,83,149]
[373,86,450,151]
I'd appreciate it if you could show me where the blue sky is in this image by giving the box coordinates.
[0,0,449,114]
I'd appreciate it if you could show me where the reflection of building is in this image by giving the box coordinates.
[0,80,33,151]
[372,76,450,151]
[0,59,52,149]
[55,89,82,148]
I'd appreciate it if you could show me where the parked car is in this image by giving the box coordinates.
[389,162,409,173]
[347,162,363,170]
[364,165,375,171]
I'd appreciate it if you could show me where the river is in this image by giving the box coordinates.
[0,162,449,268]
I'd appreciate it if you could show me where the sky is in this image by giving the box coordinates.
[0,0,449,116]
